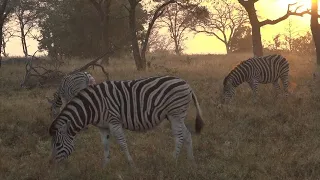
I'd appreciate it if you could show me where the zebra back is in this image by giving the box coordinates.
[50,75,201,133]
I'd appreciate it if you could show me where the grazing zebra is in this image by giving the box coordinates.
[222,54,289,103]
[47,71,96,118]
[48,76,204,167]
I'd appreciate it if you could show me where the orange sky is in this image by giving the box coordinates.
[5,0,315,56]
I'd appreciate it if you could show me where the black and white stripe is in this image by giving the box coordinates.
[48,76,204,166]
[222,54,289,103]
[47,71,96,118]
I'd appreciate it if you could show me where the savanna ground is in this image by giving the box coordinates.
[1,52,320,180]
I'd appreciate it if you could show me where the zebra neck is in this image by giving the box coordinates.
[68,121,89,136]
[232,80,243,87]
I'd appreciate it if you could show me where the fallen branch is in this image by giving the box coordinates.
[69,47,118,80]
[21,46,118,88]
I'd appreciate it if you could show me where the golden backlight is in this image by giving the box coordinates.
[4,0,317,56]
[277,0,311,9]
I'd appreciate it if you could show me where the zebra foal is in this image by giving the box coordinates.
[48,76,204,167]
[47,71,96,118]
[222,54,289,103]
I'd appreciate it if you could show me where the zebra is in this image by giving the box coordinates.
[222,54,289,103]
[48,76,204,167]
[47,71,96,119]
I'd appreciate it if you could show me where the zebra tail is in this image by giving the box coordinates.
[192,91,204,134]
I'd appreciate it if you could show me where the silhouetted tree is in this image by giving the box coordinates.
[125,0,176,70]
[158,2,208,55]
[14,0,38,57]
[238,0,309,57]
[229,25,252,53]
[310,0,320,64]
[0,0,16,67]
[37,0,146,59]
[192,0,248,54]
[89,0,112,65]
[291,32,315,55]
[1,16,13,57]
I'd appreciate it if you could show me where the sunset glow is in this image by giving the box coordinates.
[4,0,317,56]
[277,0,311,10]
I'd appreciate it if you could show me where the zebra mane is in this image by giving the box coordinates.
[224,59,251,86]
[223,74,230,86]
[49,119,59,135]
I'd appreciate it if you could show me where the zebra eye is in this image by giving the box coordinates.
[56,142,62,147]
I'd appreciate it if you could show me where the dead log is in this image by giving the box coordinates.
[21,48,116,88]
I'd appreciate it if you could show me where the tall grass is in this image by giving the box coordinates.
[1,53,320,179]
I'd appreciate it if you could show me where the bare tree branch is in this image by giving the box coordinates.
[259,3,310,26]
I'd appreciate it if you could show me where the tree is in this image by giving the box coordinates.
[89,0,112,65]
[0,0,16,67]
[14,0,38,57]
[147,25,173,53]
[158,2,207,55]
[238,0,309,57]
[125,0,176,70]
[229,25,252,53]
[310,0,320,64]
[37,0,146,59]
[291,31,315,55]
[192,0,248,54]
[2,20,14,57]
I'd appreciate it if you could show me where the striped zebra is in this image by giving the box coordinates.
[47,71,96,118]
[222,54,289,103]
[48,76,204,167]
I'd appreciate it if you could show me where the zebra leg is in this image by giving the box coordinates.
[99,128,111,167]
[168,111,187,163]
[272,81,281,97]
[248,81,258,102]
[182,123,195,163]
[109,123,134,167]
[280,76,289,97]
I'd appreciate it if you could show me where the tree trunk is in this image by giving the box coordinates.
[225,42,231,54]
[311,0,320,65]
[20,23,28,57]
[129,4,145,70]
[140,0,175,66]
[140,23,154,68]
[0,23,3,67]
[174,40,180,55]
[101,1,111,65]
[1,31,6,57]
[242,2,263,57]
[251,24,263,57]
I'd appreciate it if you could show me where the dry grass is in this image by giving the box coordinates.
[1,52,320,180]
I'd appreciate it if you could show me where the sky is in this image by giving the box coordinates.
[4,0,315,56]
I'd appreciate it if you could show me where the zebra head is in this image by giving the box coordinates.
[49,120,75,164]
[222,76,235,103]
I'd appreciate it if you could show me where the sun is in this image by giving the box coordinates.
[277,0,311,10]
